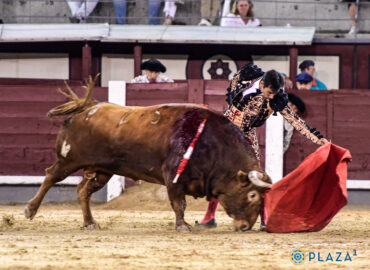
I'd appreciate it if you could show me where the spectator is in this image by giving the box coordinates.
[283,93,306,153]
[113,0,162,25]
[220,0,260,27]
[343,0,358,35]
[198,0,221,26]
[296,72,313,90]
[163,0,184,25]
[148,0,162,25]
[299,60,327,90]
[131,59,174,83]
[66,0,99,23]
[113,0,126,24]
[281,73,294,91]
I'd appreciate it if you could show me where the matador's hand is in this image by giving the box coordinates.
[319,138,330,146]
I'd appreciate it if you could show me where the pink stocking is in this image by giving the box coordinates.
[200,198,219,224]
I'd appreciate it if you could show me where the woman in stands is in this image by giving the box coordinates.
[221,0,261,27]
[196,64,329,230]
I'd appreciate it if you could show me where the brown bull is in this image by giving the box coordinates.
[25,77,272,232]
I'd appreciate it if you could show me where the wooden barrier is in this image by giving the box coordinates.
[0,81,369,182]
[284,90,370,181]
[0,84,108,176]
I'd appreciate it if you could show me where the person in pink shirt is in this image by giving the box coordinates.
[221,0,261,27]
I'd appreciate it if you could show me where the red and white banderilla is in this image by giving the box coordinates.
[172,119,207,184]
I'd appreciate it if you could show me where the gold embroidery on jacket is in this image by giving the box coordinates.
[225,94,322,161]
[280,107,321,144]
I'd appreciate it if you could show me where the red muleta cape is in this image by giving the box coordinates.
[264,143,352,233]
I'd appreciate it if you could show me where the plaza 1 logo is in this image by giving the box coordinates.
[290,249,305,265]
[290,249,358,264]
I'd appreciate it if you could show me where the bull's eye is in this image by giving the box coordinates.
[247,191,259,202]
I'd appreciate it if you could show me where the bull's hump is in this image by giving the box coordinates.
[99,103,140,111]
[98,102,209,113]
[155,103,214,116]
[94,103,216,127]
[157,103,207,109]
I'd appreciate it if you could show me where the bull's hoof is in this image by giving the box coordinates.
[24,205,37,220]
[82,223,101,230]
[176,224,193,233]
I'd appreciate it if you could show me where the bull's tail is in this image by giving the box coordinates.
[47,75,99,118]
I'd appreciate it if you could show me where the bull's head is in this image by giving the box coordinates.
[218,170,271,232]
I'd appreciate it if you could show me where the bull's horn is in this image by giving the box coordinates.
[248,171,271,188]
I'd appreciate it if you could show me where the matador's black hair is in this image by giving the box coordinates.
[264,70,287,114]
[262,70,285,93]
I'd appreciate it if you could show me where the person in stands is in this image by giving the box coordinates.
[220,0,260,27]
[198,0,222,26]
[298,60,327,90]
[283,93,306,153]
[66,0,99,23]
[131,59,174,83]
[112,0,127,24]
[295,72,313,90]
[342,0,358,35]
[163,0,185,25]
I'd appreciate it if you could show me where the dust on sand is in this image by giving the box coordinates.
[0,183,369,270]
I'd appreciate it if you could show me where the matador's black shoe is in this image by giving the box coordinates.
[194,219,217,228]
[260,221,266,231]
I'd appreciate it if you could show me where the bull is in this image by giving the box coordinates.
[24,77,272,232]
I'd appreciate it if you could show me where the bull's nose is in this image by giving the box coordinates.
[240,224,249,232]
[234,220,250,232]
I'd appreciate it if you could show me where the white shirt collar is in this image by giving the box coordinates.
[242,78,261,97]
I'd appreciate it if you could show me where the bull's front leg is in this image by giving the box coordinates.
[167,186,192,232]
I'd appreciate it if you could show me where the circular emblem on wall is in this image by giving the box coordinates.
[290,249,305,265]
[202,54,238,80]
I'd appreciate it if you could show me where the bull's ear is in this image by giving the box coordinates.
[237,170,249,184]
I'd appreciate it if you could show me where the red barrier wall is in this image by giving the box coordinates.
[1,81,369,180]
[0,83,108,175]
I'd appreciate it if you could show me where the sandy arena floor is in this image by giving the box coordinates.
[0,183,369,270]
